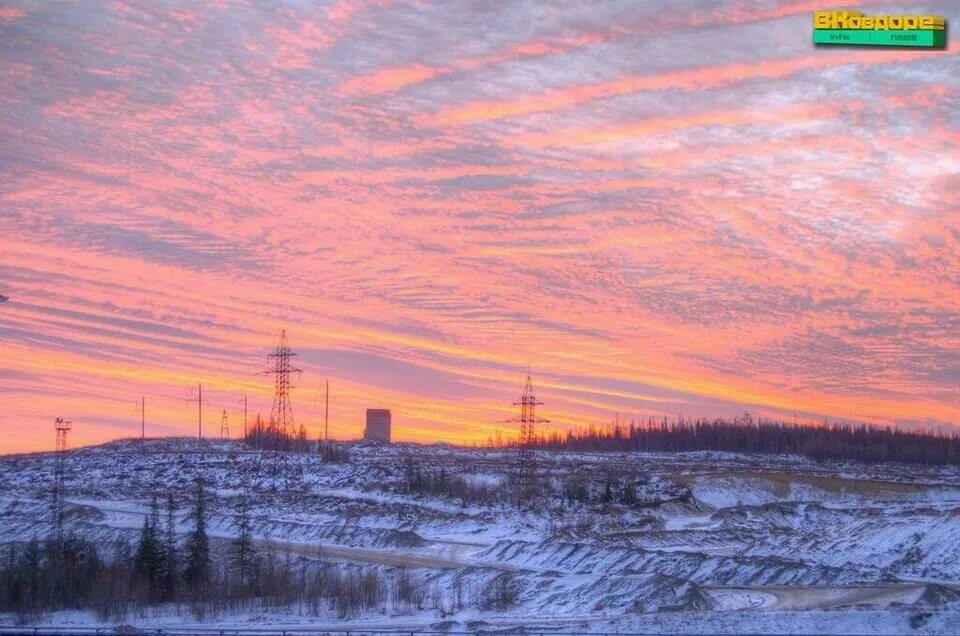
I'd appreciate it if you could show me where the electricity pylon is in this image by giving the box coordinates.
[260,330,303,487]
[506,375,548,496]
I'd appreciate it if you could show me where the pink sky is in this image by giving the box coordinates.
[1,0,959,453]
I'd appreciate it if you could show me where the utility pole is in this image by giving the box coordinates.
[324,380,329,441]
[220,409,230,440]
[141,396,146,443]
[187,383,206,445]
[242,395,248,439]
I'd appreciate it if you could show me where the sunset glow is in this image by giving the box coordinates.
[2,0,959,453]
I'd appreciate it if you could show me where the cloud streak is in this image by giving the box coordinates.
[1,0,958,452]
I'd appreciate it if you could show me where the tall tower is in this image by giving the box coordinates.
[507,376,548,490]
[260,330,303,486]
[265,330,300,440]
[52,417,72,545]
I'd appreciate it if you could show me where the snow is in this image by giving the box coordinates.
[2,438,960,633]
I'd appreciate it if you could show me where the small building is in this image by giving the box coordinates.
[364,409,391,443]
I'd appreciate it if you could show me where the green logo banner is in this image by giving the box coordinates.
[813,11,947,48]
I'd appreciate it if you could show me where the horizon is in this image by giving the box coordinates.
[11,414,960,459]
[2,0,960,453]
[9,404,960,459]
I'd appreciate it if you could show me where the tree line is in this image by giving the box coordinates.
[0,479,215,622]
[521,414,960,465]
[242,414,311,452]
[242,416,351,463]
[0,478,514,623]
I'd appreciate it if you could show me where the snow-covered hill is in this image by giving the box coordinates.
[2,438,960,633]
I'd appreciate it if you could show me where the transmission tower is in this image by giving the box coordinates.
[52,417,72,546]
[260,330,303,486]
[506,375,548,494]
[265,330,300,436]
[220,409,230,440]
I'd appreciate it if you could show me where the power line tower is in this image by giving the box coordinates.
[52,417,72,547]
[220,409,230,440]
[260,330,303,486]
[265,330,300,437]
[506,375,548,498]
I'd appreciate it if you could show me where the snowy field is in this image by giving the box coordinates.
[2,438,960,634]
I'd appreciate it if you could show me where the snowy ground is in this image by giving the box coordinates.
[2,438,960,633]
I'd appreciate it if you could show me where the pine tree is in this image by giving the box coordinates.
[297,425,308,452]
[133,514,159,598]
[159,493,178,602]
[149,494,161,540]
[230,492,257,589]
[21,539,43,616]
[183,479,210,594]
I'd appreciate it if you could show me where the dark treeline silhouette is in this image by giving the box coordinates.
[1,476,507,623]
[317,440,351,463]
[519,413,960,465]
[243,414,310,452]
[0,537,101,622]
[0,479,211,623]
[243,415,310,452]
[401,457,500,504]
[243,415,352,463]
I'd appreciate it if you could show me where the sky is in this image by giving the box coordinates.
[1,1,959,453]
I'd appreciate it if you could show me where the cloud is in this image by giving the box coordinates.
[1,0,959,452]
